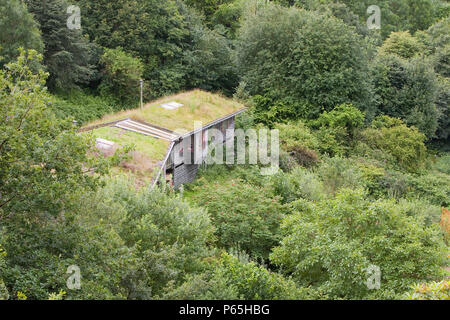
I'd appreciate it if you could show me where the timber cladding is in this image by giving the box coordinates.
[173,164,199,189]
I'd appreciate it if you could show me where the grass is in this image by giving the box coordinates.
[84,89,245,134]
[88,126,170,161]
[84,126,172,188]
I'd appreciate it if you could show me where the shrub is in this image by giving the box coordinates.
[162,252,311,300]
[189,178,287,260]
[405,280,450,300]
[317,157,364,196]
[433,154,450,175]
[275,120,320,151]
[275,120,320,167]
[360,116,428,172]
[310,104,365,155]
[51,90,117,125]
[272,168,325,204]
[371,54,439,138]
[409,172,450,207]
[379,31,425,59]
[271,189,447,299]
[99,47,144,105]
[236,4,373,118]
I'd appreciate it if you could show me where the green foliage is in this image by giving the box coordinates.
[409,172,450,207]
[316,157,364,196]
[379,31,426,59]
[25,0,97,90]
[74,0,236,98]
[51,90,118,125]
[433,153,450,174]
[275,120,320,152]
[272,167,326,203]
[211,0,244,38]
[310,104,365,155]
[236,4,373,119]
[372,54,439,138]
[0,49,101,218]
[0,0,44,65]
[99,47,144,105]
[0,246,8,300]
[434,77,450,141]
[99,177,215,297]
[163,252,311,300]
[182,24,238,95]
[188,178,286,260]
[359,116,428,172]
[332,0,445,39]
[271,189,447,299]
[405,280,450,300]
[275,120,320,167]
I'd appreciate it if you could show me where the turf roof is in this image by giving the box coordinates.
[84,89,245,134]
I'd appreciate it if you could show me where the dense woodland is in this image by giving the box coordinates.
[0,0,449,300]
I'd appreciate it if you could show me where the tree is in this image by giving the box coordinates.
[359,116,428,172]
[189,178,286,261]
[379,31,426,59]
[236,4,374,119]
[25,0,96,90]
[271,189,447,299]
[0,0,43,65]
[99,47,144,105]
[372,53,439,138]
[0,49,101,218]
[327,0,445,39]
[163,252,311,300]
[0,50,130,300]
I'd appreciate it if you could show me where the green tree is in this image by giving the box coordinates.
[271,189,447,299]
[236,4,373,119]
[164,252,311,300]
[379,31,426,59]
[0,50,132,300]
[99,47,144,105]
[0,0,44,66]
[372,54,439,138]
[25,0,96,90]
[0,49,101,218]
[189,178,286,261]
[359,116,428,172]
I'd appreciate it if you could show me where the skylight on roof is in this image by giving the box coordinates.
[159,101,184,110]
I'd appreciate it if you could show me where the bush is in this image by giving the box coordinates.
[275,120,320,167]
[433,153,450,174]
[271,189,447,299]
[371,54,439,138]
[188,178,287,261]
[163,252,312,300]
[236,4,373,118]
[275,120,320,152]
[317,157,364,196]
[51,90,117,125]
[405,280,450,300]
[99,47,144,105]
[310,104,365,155]
[379,31,426,59]
[409,172,450,207]
[272,168,325,204]
[359,116,428,172]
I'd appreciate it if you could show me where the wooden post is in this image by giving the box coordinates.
[140,79,143,109]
